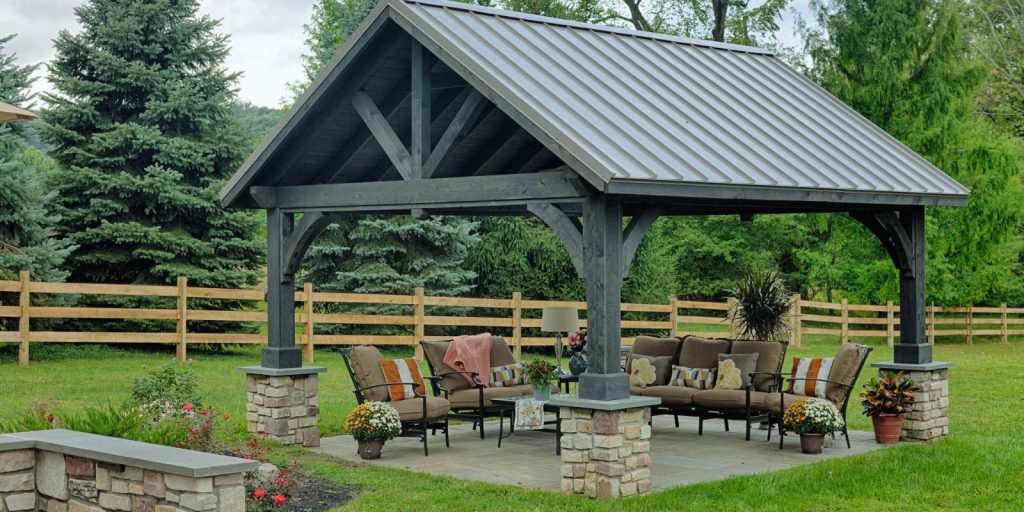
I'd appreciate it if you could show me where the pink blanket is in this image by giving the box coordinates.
[443,333,493,388]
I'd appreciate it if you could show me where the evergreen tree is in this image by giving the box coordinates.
[41,0,263,291]
[0,34,74,282]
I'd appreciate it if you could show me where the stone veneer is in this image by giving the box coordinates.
[893,368,949,441]
[0,448,35,512]
[245,371,321,447]
[558,406,653,499]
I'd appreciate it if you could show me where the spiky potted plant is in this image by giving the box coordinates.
[861,371,917,444]
[728,269,794,342]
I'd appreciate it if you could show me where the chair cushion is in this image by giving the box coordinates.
[626,335,682,373]
[678,335,731,368]
[489,336,517,367]
[716,353,759,390]
[788,357,835,399]
[348,346,389,402]
[826,342,871,404]
[670,366,716,390]
[629,355,673,388]
[629,385,646,396]
[729,341,786,392]
[693,389,771,410]
[764,392,810,414]
[388,396,450,422]
[379,357,426,401]
[447,385,529,409]
[420,340,473,392]
[490,362,527,387]
[641,385,698,406]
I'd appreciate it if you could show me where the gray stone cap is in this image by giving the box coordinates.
[238,365,328,377]
[1,430,259,478]
[548,395,661,411]
[0,433,36,451]
[872,361,955,372]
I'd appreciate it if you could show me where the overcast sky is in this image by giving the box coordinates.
[1,0,809,109]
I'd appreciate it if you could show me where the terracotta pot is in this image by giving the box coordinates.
[800,433,825,454]
[357,439,384,459]
[871,413,905,444]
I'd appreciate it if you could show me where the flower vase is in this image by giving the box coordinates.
[799,433,825,454]
[568,352,588,375]
[357,439,384,460]
[533,384,551,402]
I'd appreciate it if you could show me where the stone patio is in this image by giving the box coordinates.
[314,414,886,493]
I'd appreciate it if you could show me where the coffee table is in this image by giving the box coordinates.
[492,396,563,455]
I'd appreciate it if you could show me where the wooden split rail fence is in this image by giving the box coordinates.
[2,272,1022,366]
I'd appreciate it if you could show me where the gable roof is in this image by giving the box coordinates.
[221,0,969,209]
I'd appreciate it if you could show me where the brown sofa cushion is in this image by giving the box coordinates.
[489,336,516,367]
[348,346,389,402]
[730,341,786,392]
[678,335,731,368]
[388,396,450,421]
[641,385,699,406]
[693,389,771,410]
[626,335,682,373]
[447,385,531,409]
[826,342,870,404]
[420,340,472,392]
[764,392,807,414]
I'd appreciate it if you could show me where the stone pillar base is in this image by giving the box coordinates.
[873,362,951,442]
[240,366,326,447]
[551,396,660,499]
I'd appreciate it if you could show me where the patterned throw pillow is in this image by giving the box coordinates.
[716,353,759,390]
[490,362,527,387]
[629,355,673,388]
[379,357,426,401]
[669,366,717,389]
[789,357,835,399]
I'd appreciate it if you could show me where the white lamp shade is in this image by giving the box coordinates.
[541,306,579,332]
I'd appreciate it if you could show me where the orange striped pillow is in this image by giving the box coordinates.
[789,357,835,399]
[379,357,426,401]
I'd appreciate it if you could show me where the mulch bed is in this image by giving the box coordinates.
[280,472,352,512]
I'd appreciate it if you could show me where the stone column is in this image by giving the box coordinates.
[240,366,326,447]
[872,362,951,442]
[551,396,660,499]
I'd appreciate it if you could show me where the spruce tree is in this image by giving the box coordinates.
[41,0,263,290]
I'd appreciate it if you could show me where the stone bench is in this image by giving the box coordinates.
[0,429,259,512]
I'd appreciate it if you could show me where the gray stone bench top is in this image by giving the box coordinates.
[0,429,259,478]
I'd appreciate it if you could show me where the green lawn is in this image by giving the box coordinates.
[2,336,1022,511]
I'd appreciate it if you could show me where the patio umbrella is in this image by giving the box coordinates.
[0,100,37,122]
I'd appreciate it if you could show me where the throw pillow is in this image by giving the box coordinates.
[716,353,759,390]
[629,355,673,388]
[379,357,426,401]
[789,357,835,399]
[669,366,717,389]
[490,362,527,387]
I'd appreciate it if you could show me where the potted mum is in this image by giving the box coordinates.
[783,398,845,454]
[567,329,588,375]
[345,401,401,459]
[861,371,917,444]
[523,359,559,401]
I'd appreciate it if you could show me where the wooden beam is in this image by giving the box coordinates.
[895,206,930,364]
[528,202,585,278]
[252,170,585,211]
[283,212,339,276]
[422,90,487,178]
[352,90,413,180]
[621,205,664,275]
[851,211,913,274]
[369,87,466,182]
[410,41,431,181]
[264,208,302,368]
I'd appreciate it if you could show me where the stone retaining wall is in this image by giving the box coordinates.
[246,372,321,447]
[0,449,36,512]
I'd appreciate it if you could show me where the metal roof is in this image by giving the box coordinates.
[221,0,969,209]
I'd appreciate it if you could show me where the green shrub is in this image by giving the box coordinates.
[128,360,202,418]
[61,402,146,440]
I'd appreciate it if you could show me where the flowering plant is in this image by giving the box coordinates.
[247,468,298,511]
[523,359,559,389]
[345,401,401,441]
[566,329,588,355]
[174,403,229,452]
[783,398,844,436]
[861,371,917,416]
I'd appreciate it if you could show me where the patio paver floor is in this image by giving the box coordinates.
[314,414,888,493]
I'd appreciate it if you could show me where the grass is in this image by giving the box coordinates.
[2,335,1022,511]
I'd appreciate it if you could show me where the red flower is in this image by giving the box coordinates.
[200,410,208,416]
[278,478,288,485]
[46,414,55,423]
[253,488,266,499]
[190,429,199,435]
[182,403,195,412]
[244,455,254,460]
[273,494,286,506]
[223,414,230,420]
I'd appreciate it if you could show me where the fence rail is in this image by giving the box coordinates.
[1,272,1019,365]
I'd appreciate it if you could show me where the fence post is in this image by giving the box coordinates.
[840,298,849,343]
[726,297,737,339]
[303,282,315,363]
[669,296,679,337]
[789,293,801,348]
[18,270,30,366]
[966,306,973,345]
[176,276,187,362]
[1001,303,1008,345]
[928,304,936,345]
[414,287,425,360]
[512,292,523,360]
[886,300,895,348]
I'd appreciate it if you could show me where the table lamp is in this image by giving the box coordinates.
[541,306,580,369]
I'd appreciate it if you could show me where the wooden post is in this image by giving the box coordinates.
[303,282,315,363]
[840,298,849,343]
[512,291,523,361]
[886,300,895,348]
[669,296,679,337]
[966,306,974,345]
[18,270,30,366]
[928,304,936,345]
[789,293,801,348]
[176,276,187,362]
[726,297,737,339]
[1001,303,1008,345]
[414,287,425,360]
